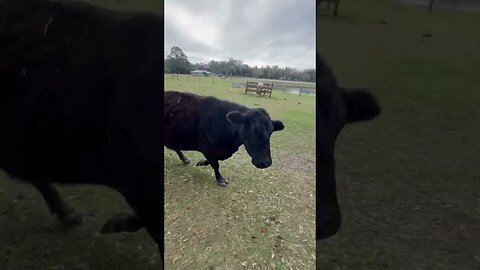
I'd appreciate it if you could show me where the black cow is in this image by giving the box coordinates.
[164,91,284,186]
[0,0,164,267]
[316,54,381,240]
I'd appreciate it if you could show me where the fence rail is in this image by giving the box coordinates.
[165,73,316,96]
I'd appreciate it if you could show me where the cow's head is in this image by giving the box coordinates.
[226,108,284,169]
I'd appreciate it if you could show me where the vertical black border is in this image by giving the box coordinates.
[159,2,165,270]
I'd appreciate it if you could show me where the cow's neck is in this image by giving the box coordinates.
[226,105,247,145]
[230,124,243,149]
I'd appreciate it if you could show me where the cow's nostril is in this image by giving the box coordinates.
[262,160,272,168]
[253,159,272,169]
[254,161,265,168]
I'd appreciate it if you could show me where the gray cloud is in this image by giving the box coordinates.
[165,0,315,70]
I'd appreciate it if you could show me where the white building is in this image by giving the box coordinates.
[191,70,213,77]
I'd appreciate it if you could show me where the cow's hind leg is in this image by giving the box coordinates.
[33,182,83,225]
[174,150,190,164]
[209,159,228,186]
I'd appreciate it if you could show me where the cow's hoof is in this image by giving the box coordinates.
[58,211,84,226]
[100,213,143,233]
[216,179,229,187]
[196,160,209,166]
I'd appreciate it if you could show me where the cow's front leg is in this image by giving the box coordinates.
[118,184,164,269]
[33,182,83,226]
[209,159,228,186]
[196,159,210,166]
[174,150,190,164]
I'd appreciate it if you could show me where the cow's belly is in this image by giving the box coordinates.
[215,151,234,161]
[163,108,201,151]
[164,136,199,151]
[205,143,239,161]
[164,131,238,161]
[163,124,200,151]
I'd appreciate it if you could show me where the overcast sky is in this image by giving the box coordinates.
[165,0,315,71]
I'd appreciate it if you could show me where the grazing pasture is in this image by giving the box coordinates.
[164,75,316,268]
[170,74,317,96]
[317,0,480,269]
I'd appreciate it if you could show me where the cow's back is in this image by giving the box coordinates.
[0,1,164,184]
[164,91,204,150]
[164,91,248,154]
[0,0,112,182]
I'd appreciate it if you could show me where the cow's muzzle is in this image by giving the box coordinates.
[252,158,272,169]
[317,206,342,240]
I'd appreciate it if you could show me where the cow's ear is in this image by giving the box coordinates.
[226,111,244,124]
[272,120,284,131]
[342,89,381,123]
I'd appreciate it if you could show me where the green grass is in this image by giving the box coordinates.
[317,1,480,269]
[0,173,160,270]
[169,74,316,93]
[164,75,316,269]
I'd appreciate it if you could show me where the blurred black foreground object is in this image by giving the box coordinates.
[316,54,381,240]
[0,0,164,268]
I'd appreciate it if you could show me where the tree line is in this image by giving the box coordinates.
[165,46,316,82]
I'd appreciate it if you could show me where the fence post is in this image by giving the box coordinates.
[333,0,340,16]
[299,87,303,96]
[428,0,434,12]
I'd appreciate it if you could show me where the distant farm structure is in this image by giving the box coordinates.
[190,69,213,77]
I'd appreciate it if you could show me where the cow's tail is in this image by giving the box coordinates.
[342,89,381,123]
